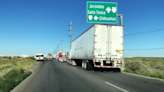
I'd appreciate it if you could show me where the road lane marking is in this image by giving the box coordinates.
[105,82,129,92]
[71,66,77,70]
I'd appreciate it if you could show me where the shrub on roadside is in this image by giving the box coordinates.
[0,68,31,92]
[0,56,12,59]
[0,58,36,92]
[124,58,164,79]
[125,60,148,73]
[26,57,35,60]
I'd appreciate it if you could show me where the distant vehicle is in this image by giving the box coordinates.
[35,53,44,61]
[61,52,67,62]
[47,53,53,60]
[68,24,124,71]
[57,51,63,62]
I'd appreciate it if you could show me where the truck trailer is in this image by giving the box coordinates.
[57,51,63,62]
[47,53,53,60]
[68,24,124,71]
[61,52,68,62]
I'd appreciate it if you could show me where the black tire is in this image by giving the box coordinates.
[94,67,98,72]
[113,68,121,73]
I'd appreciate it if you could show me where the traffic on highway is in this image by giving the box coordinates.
[0,0,164,92]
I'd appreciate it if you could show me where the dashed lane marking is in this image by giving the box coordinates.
[105,82,129,92]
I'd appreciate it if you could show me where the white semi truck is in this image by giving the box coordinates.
[68,24,124,71]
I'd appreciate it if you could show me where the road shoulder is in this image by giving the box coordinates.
[11,62,44,92]
[123,72,164,82]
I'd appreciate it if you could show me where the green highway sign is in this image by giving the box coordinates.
[87,1,117,23]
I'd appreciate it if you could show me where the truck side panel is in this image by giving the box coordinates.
[71,26,94,60]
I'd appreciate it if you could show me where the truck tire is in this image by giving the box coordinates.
[113,68,121,73]
[83,60,93,70]
[84,60,89,70]
[82,60,84,69]
[83,60,86,70]
[94,67,98,71]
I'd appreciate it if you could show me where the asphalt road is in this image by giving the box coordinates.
[21,60,164,92]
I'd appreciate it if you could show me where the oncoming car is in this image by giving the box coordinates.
[35,53,44,61]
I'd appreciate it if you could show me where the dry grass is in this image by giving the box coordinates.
[124,58,164,79]
[0,57,36,92]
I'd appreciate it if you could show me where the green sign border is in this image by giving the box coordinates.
[86,1,117,23]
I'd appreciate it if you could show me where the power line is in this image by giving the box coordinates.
[72,1,86,23]
[62,31,69,41]
[72,17,86,36]
[72,13,86,29]
[63,38,70,44]
[62,13,86,42]
[125,47,164,50]
[124,28,164,37]
[61,1,86,41]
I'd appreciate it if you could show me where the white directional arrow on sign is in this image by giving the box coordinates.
[94,16,98,20]
[106,7,111,13]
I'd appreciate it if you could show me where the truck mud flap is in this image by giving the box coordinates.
[94,67,121,72]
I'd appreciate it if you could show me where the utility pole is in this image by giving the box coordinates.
[61,38,63,51]
[69,20,72,49]
[68,20,72,59]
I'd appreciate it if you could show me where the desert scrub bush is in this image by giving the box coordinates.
[0,68,31,92]
[0,57,36,92]
[125,60,148,73]
[0,66,12,71]
[153,62,164,70]
[0,56,12,59]
[26,57,35,60]
[124,58,164,79]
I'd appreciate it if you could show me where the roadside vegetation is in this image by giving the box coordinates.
[124,58,164,79]
[0,56,36,92]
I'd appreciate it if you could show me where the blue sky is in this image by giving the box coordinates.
[0,0,164,57]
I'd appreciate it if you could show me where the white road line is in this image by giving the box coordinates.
[105,82,129,92]
[71,66,77,70]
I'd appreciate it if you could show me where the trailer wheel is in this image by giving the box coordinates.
[113,68,121,73]
[84,60,87,69]
[84,60,89,70]
[82,61,84,69]
[94,67,98,72]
